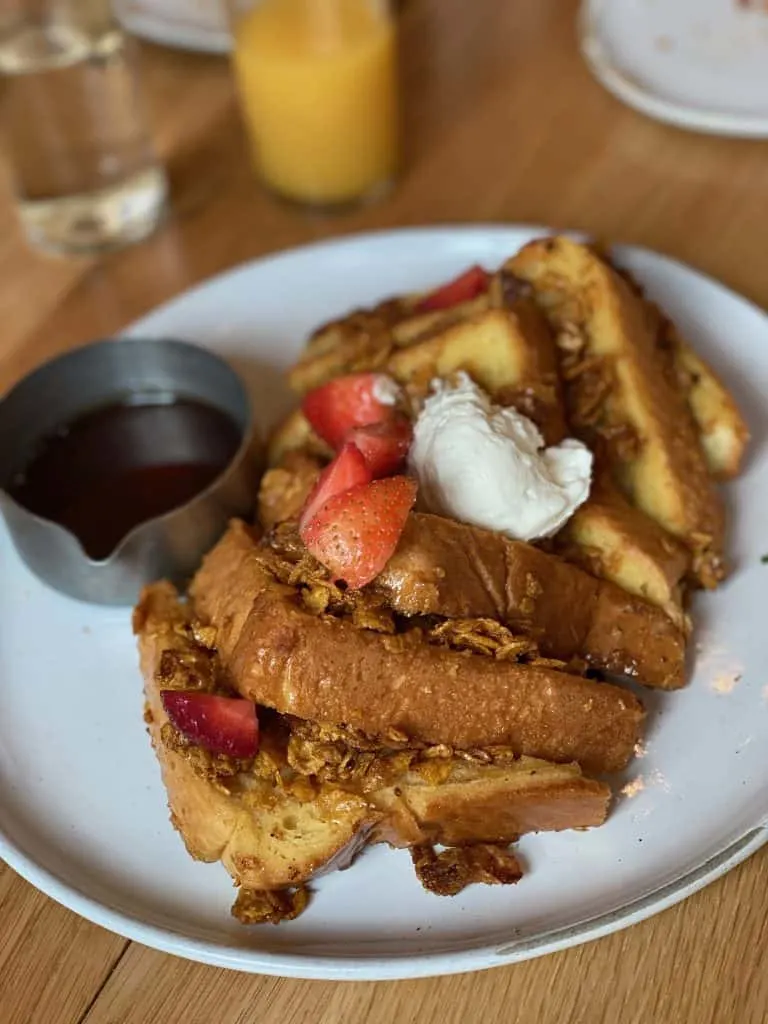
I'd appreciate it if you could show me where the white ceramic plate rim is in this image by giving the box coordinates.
[580,0,768,139]
[2,812,765,979]
[117,10,230,53]
[2,225,767,981]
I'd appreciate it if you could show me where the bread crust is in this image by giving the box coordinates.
[377,512,686,688]
[509,237,726,586]
[190,522,644,773]
[136,582,375,890]
[135,581,612,901]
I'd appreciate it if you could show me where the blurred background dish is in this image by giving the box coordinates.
[581,0,768,137]
[114,0,232,52]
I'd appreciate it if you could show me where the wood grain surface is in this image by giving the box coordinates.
[2,2,767,1022]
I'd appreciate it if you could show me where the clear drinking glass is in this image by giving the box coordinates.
[227,0,398,210]
[0,0,167,254]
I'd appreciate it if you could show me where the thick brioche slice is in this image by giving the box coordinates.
[663,324,749,481]
[288,294,490,394]
[372,758,609,847]
[135,582,374,891]
[255,454,687,685]
[608,259,749,482]
[386,303,566,444]
[557,479,690,628]
[257,448,690,641]
[509,237,726,587]
[135,582,610,905]
[190,522,644,773]
[375,512,685,689]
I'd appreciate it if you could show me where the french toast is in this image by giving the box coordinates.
[662,322,749,481]
[374,512,685,688]
[136,583,375,892]
[288,292,490,395]
[556,476,690,628]
[135,240,747,926]
[257,505,684,688]
[508,237,726,587]
[385,304,567,444]
[270,266,699,617]
[604,253,750,481]
[136,574,610,921]
[190,521,644,773]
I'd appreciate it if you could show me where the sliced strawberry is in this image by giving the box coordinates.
[161,691,259,758]
[416,265,491,312]
[302,372,401,449]
[299,441,371,531]
[301,475,417,589]
[346,417,413,478]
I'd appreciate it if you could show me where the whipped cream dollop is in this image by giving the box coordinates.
[408,374,593,541]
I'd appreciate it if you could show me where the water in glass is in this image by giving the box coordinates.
[0,15,167,253]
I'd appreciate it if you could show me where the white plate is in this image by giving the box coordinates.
[581,0,768,137]
[114,0,230,53]
[1,227,767,981]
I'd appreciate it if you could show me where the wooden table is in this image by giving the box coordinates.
[2,2,767,1021]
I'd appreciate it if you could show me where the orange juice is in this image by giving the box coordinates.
[231,0,398,205]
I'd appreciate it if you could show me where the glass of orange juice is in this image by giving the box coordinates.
[226,0,399,209]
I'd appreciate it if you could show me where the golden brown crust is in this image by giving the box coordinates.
[258,451,323,530]
[410,844,523,896]
[386,304,566,444]
[604,258,749,482]
[136,581,612,916]
[377,512,686,689]
[232,886,310,925]
[136,582,376,890]
[558,478,690,627]
[288,293,491,394]
[508,237,726,587]
[190,522,644,773]
[662,323,750,481]
[372,760,610,846]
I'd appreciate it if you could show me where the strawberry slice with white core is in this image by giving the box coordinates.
[302,372,401,449]
[346,416,413,478]
[161,691,259,758]
[299,441,372,531]
[416,265,491,312]
[301,475,417,589]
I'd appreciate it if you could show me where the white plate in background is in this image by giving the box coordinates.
[581,0,768,137]
[115,0,231,53]
[1,226,767,980]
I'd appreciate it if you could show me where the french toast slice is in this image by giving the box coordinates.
[385,303,566,443]
[508,236,726,587]
[136,581,610,918]
[556,477,690,628]
[258,445,690,641]
[271,291,564,461]
[373,512,685,688]
[288,293,490,394]
[135,582,375,892]
[606,256,750,481]
[662,322,749,481]
[190,521,644,773]
[258,450,323,531]
[258,462,686,685]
